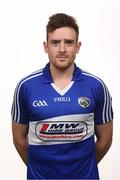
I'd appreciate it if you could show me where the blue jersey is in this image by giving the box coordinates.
[11,63,113,179]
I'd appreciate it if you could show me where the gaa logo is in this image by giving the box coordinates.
[33,100,48,107]
[78,97,90,108]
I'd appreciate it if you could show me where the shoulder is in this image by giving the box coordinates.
[81,69,106,88]
[15,68,44,90]
[80,70,112,100]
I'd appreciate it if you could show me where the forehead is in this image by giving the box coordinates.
[48,27,77,40]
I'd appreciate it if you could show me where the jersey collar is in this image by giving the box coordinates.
[42,62,83,83]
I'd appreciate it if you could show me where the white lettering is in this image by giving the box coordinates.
[54,97,71,102]
[33,100,48,107]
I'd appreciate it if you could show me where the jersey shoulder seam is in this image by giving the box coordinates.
[16,69,44,89]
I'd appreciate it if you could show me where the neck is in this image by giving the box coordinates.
[50,63,74,81]
[49,63,74,90]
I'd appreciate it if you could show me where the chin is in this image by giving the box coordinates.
[55,62,73,70]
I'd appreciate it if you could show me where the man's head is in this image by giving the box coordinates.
[46,13,79,42]
[44,13,81,70]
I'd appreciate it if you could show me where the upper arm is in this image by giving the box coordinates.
[11,81,29,124]
[94,79,113,144]
[12,121,29,165]
[12,121,29,142]
[94,80,113,125]
[95,121,113,143]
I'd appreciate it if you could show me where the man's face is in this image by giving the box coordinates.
[44,27,81,70]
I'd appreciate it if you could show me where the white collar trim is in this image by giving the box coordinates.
[51,81,74,96]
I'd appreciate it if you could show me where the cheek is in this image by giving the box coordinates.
[48,49,57,60]
[69,49,77,56]
[48,47,57,54]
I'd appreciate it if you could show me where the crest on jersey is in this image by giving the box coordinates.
[78,97,90,108]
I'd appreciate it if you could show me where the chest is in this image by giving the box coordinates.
[26,81,96,121]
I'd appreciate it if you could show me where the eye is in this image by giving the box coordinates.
[50,40,60,46]
[65,40,74,46]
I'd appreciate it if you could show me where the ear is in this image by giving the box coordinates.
[43,41,48,53]
[76,41,81,53]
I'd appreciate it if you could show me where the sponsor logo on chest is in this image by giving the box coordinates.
[35,120,87,142]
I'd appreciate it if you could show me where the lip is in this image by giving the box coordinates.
[56,57,68,61]
[56,55,69,58]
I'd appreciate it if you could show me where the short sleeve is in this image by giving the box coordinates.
[94,81,113,125]
[11,81,29,124]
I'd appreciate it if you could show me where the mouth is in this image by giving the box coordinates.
[56,57,68,62]
[56,55,69,58]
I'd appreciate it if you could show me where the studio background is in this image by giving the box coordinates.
[0,0,119,179]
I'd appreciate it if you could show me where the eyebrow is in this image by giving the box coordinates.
[50,40,61,43]
[50,39,75,43]
[64,39,74,43]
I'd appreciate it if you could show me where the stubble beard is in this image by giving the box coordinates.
[50,55,76,71]
[51,60,74,71]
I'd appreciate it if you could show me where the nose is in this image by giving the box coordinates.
[59,42,66,53]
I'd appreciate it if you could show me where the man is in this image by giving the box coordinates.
[11,13,113,179]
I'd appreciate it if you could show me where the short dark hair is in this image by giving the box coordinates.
[46,13,79,41]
